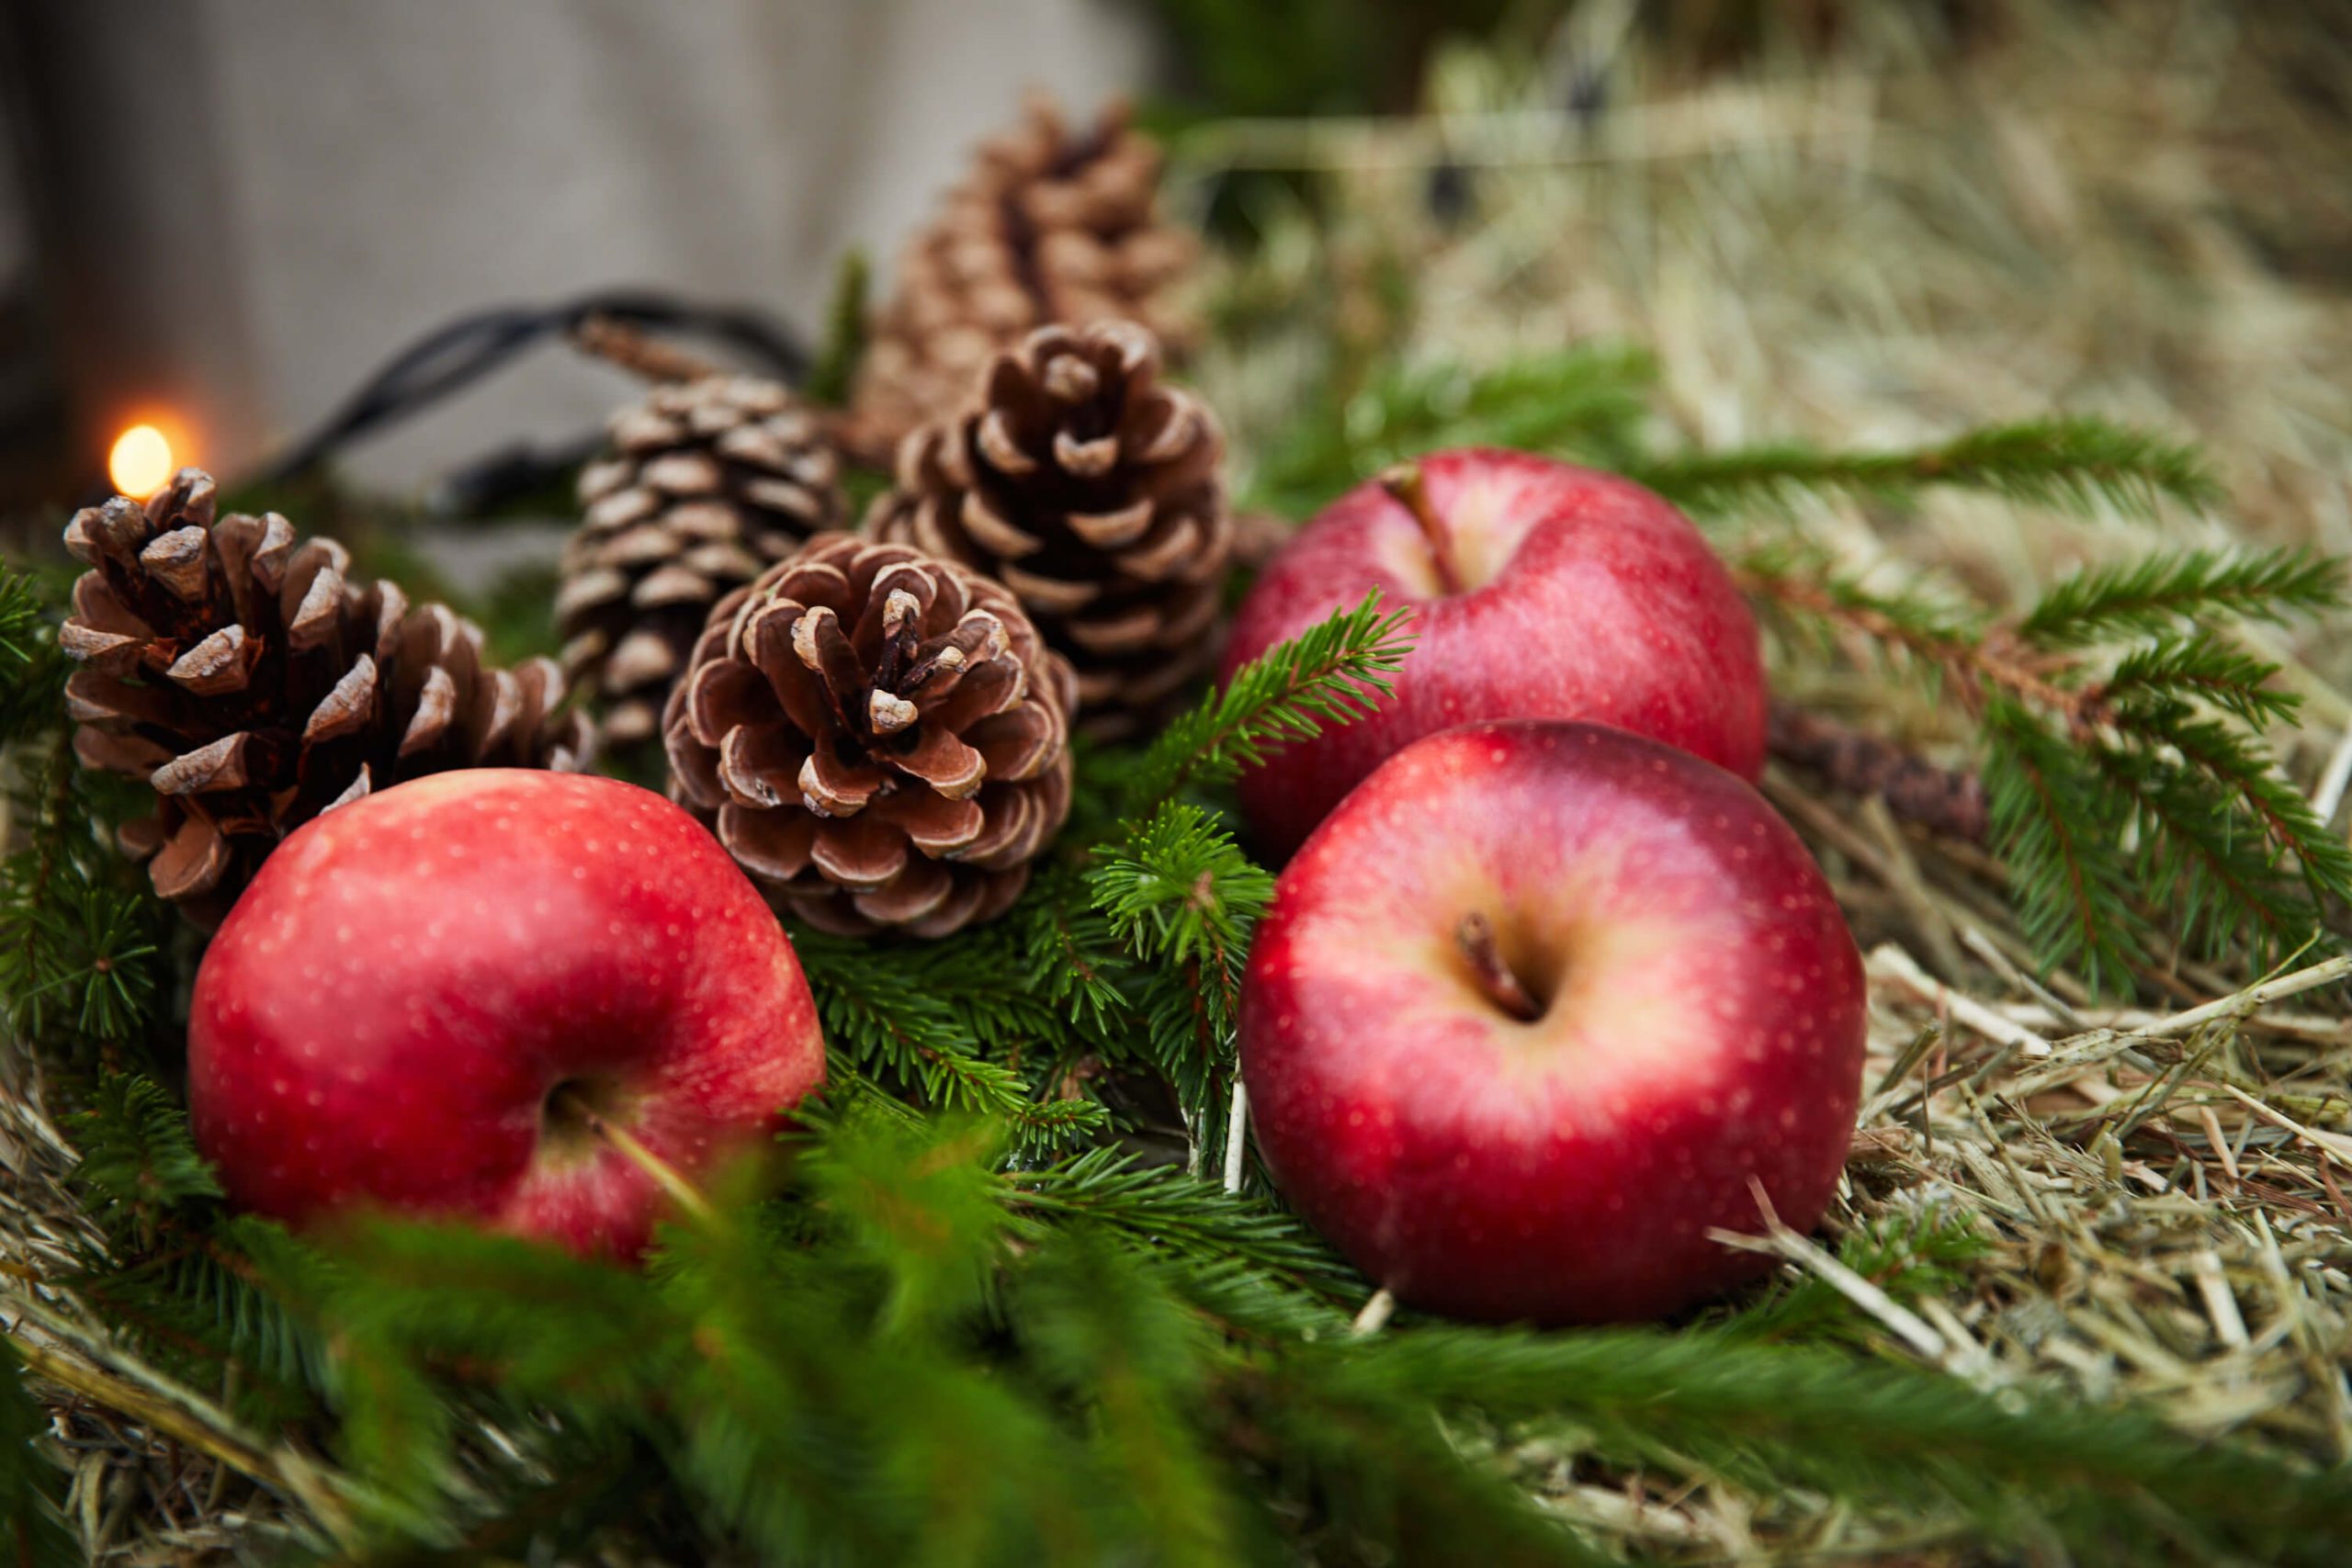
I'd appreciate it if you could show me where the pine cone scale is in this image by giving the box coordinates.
[718,801,816,881]
[152,816,229,901]
[875,789,985,854]
[854,856,954,926]
[810,814,905,890]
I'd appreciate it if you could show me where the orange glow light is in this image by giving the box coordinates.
[108,423,175,499]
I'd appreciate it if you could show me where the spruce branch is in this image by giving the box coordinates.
[0,873,161,1046]
[2137,710,2352,908]
[84,1218,334,1415]
[2020,547,2345,648]
[2097,635,2303,728]
[1017,864,1129,1038]
[1089,806,1272,1159]
[790,924,1113,1153]
[0,565,65,751]
[1238,1360,1619,1567]
[1981,701,2147,993]
[0,566,42,690]
[1008,1147,1363,1307]
[1121,592,1412,818]
[1736,549,2068,717]
[1636,416,2221,521]
[2082,744,2312,961]
[68,1073,223,1242]
[1723,1205,1993,1347]
[1091,805,1273,971]
[1743,540,2344,990]
[1294,1325,2352,1561]
[1013,1231,1255,1567]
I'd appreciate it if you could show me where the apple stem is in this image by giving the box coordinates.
[1378,462,1465,596]
[549,1086,719,1227]
[1455,912,1543,1021]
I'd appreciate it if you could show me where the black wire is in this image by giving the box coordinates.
[254,288,812,489]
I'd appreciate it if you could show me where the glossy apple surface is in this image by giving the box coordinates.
[1239,721,1864,1323]
[188,770,824,1257]
[1223,448,1765,860]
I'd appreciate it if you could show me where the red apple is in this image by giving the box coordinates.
[1239,720,1864,1323]
[1223,448,1766,860]
[188,770,824,1257]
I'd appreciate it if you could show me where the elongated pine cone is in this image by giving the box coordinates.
[62,468,593,921]
[664,532,1074,938]
[564,376,846,746]
[847,95,1196,463]
[869,320,1231,738]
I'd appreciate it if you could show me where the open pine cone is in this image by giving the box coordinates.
[563,375,846,746]
[868,320,1231,738]
[847,95,1196,464]
[664,532,1073,938]
[61,468,594,921]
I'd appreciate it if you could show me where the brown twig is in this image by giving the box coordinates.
[1769,701,1989,842]
[571,313,725,385]
[1735,566,2093,730]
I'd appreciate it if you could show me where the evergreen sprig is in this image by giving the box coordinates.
[0,568,41,682]
[1980,699,2146,991]
[1634,415,2222,521]
[1091,804,1275,971]
[2019,546,2345,646]
[0,565,58,750]
[0,869,161,1047]
[1007,1145,1363,1307]
[790,927,1108,1155]
[68,1072,224,1230]
[1288,1323,2352,1561]
[1120,591,1412,818]
[1746,539,2350,990]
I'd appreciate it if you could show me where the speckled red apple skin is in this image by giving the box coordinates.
[188,770,824,1258]
[1239,722,1864,1324]
[1223,449,1766,861]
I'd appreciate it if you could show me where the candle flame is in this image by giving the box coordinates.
[108,424,175,499]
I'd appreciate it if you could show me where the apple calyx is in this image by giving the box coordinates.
[545,1082,718,1226]
[1377,462,1467,596]
[1454,912,1544,1021]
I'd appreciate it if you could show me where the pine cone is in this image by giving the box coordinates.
[848,95,1197,463]
[664,532,1073,938]
[61,468,594,920]
[563,376,847,746]
[868,320,1231,737]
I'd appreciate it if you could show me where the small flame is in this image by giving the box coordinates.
[107,424,175,499]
